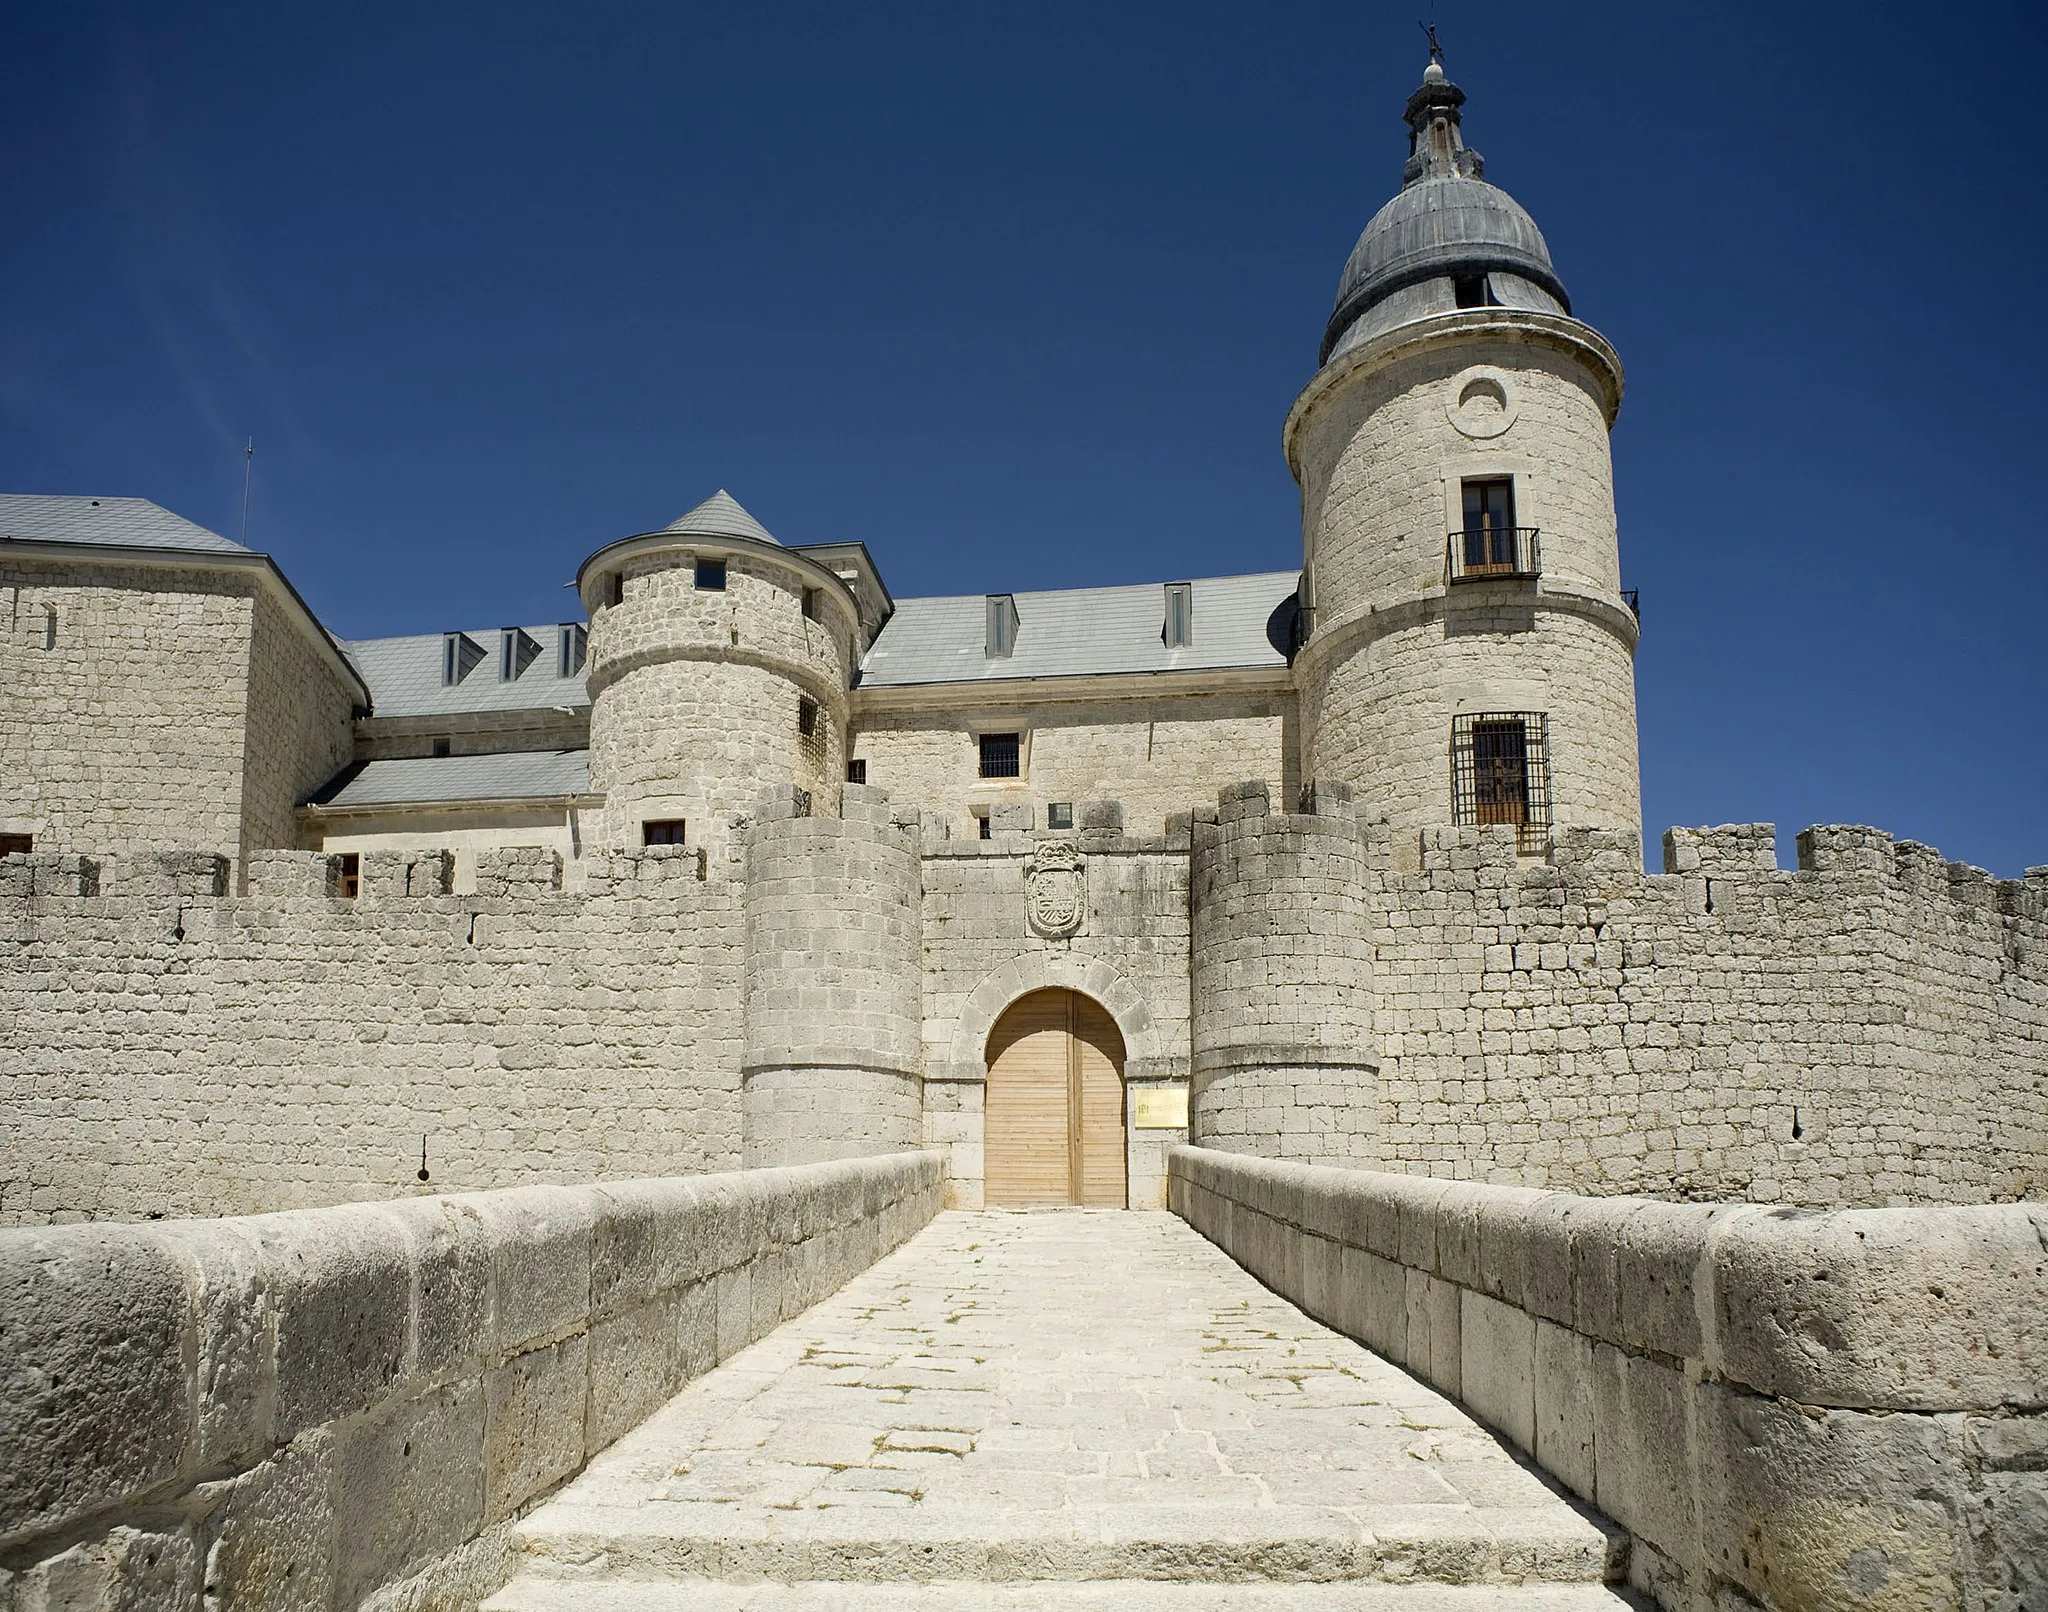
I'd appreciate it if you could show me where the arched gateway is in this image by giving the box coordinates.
[983,988,1127,1208]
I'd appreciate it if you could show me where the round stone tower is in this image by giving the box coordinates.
[577,491,857,853]
[1286,59,1640,850]
[742,782,923,1165]
[1188,780,1377,1165]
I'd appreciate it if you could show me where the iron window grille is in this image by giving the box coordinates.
[694,558,726,591]
[1451,712,1552,853]
[846,758,867,784]
[978,731,1021,779]
[642,819,687,846]
[798,697,818,738]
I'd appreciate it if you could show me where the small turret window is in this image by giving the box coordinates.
[1453,274,1498,309]
[695,559,726,591]
[643,819,687,846]
[1451,712,1551,852]
[846,758,867,784]
[0,833,32,857]
[802,586,820,620]
[798,697,818,737]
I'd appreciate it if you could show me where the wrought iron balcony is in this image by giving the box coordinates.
[1446,526,1541,583]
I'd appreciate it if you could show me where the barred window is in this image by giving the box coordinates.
[978,731,1021,778]
[643,819,687,846]
[1451,712,1551,851]
[846,758,867,784]
[798,697,818,738]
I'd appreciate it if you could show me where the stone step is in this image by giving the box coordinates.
[484,1578,1638,1611]
[501,1500,1614,1589]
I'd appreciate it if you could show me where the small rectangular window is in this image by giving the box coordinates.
[1047,802,1073,830]
[1450,712,1551,852]
[978,731,1021,779]
[558,622,587,676]
[695,558,727,591]
[441,632,485,686]
[1162,582,1193,649]
[643,819,687,846]
[1454,273,1494,309]
[846,758,867,784]
[798,697,818,737]
[1457,478,1525,577]
[802,586,820,620]
[500,627,540,682]
[609,573,625,607]
[336,852,361,899]
[431,737,451,758]
[985,594,1018,658]
[976,811,993,841]
[0,833,33,857]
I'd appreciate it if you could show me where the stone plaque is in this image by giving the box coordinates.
[1023,839,1085,939]
[1131,1085,1189,1130]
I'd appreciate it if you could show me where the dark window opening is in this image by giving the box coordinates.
[802,587,820,620]
[846,758,867,784]
[609,573,625,607]
[976,812,993,841]
[978,731,1021,779]
[336,853,361,899]
[1047,802,1074,830]
[0,833,32,857]
[1453,273,1494,309]
[1456,477,1533,577]
[798,697,818,737]
[643,819,687,847]
[1451,713,1552,852]
[559,623,587,676]
[695,559,726,591]
[431,738,451,758]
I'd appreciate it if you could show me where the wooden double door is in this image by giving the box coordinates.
[983,988,1127,1208]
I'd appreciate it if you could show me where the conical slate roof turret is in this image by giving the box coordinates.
[1321,55,1570,363]
[663,489,779,547]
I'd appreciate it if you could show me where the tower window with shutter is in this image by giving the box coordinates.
[1451,712,1551,852]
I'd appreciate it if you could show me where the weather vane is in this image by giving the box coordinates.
[1419,21,1445,66]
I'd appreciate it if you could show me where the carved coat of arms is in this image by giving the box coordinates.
[1024,840,1086,939]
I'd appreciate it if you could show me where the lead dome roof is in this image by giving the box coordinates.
[1321,61,1569,363]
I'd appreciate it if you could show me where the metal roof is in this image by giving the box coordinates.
[312,748,591,809]
[345,625,590,717]
[0,495,250,554]
[858,572,1300,689]
[663,489,779,546]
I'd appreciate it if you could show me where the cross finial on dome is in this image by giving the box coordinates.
[1420,21,1446,71]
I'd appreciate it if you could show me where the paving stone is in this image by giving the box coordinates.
[497,1213,1613,1600]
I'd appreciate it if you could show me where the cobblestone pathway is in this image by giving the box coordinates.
[488,1212,1626,1610]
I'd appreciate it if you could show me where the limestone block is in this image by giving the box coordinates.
[1403,1269,1461,1397]
[153,1223,272,1468]
[483,1336,589,1521]
[0,1227,191,1544]
[1532,1319,1597,1502]
[1501,1192,1577,1324]
[472,846,563,896]
[1459,1290,1536,1453]
[12,1523,200,1611]
[692,1174,767,1279]
[586,1184,663,1319]
[470,1187,597,1352]
[677,1280,717,1381]
[1394,1174,1455,1273]
[239,1206,411,1439]
[1589,1343,1694,1564]
[1079,800,1123,830]
[118,851,229,898]
[193,1433,336,1612]
[1795,824,1895,875]
[1693,1381,1968,1612]
[332,1381,486,1609]
[1298,1231,1343,1331]
[1563,1194,1651,1346]
[381,1197,493,1378]
[1710,1203,2048,1410]
[403,849,455,896]
[1431,1181,1487,1288]
[1467,1183,1554,1307]
[243,849,333,898]
[1356,1245,1408,1362]
[988,802,1032,834]
[1969,1414,2048,1612]
[1611,1200,1723,1362]
[1217,780,1270,822]
[713,1264,753,1362]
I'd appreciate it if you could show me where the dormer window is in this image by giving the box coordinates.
[558,623,587,677]
[1163,582,1193,649]
[442,632,485,686]
[499,627,540,682]
[985,594,1018,658]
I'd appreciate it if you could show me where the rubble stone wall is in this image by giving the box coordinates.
[1171,1145,2048,1612]
[0,1151,945,1612]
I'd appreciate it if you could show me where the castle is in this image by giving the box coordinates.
[1,59,2041,1225]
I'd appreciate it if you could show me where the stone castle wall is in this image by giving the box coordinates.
[238,584,361,865]
[0,844,747,1225]
[1366,821,2048,1205]
[0,560,259,864]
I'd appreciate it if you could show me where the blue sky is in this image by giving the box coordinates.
[3,3,2043,873]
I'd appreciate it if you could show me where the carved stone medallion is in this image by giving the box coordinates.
[1024,839,1086,939]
